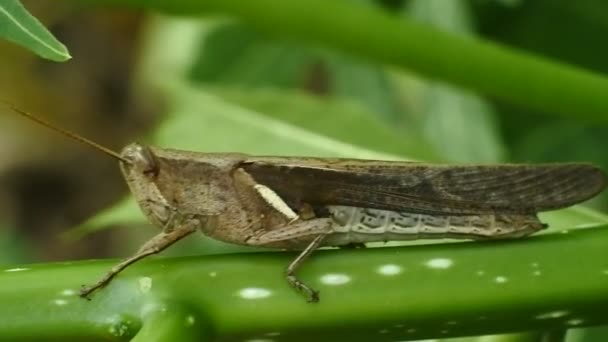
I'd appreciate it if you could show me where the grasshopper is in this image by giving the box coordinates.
[7,104,607,302]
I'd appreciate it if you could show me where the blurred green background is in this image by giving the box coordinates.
[0,0,607,341]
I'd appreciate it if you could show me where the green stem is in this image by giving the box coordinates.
[76,0,608,122]
[1,225,608,341]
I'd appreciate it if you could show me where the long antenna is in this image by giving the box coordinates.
[2,102,130,164]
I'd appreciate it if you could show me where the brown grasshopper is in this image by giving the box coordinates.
[7,104,607,302]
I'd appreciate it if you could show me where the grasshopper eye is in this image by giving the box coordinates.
[120,143,159,177]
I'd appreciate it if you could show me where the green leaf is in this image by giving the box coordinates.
[184,20,440,159]
[388,0,506,163]
[160,84,399,159]
[0,0,70,61]
[64,197,142,240]
[187,21,411,131]
[188,22,316,88]
[210,86,437,160]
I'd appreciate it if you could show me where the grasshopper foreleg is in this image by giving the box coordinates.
[79,218,199,299]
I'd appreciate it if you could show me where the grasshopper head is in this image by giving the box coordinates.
[119,143,172,227]
[120,143,159,178]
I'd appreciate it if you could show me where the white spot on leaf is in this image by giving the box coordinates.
[567,318,584,326]
[320,273,351,285]
[4,267,29,272]
[61,289,76,296]
[139,277,152,293]
[494,276,508,284]
[185,315,195,326]
[425,258,453,269]
[107,321,130,337]
[377,264,403,276]
[238,287,272,299]
[536,310,569,319]
[53,299,68,306]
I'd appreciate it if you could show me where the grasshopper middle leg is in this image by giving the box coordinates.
[247,218,333,302]
[285,234,327,302]
[232,168,334,302]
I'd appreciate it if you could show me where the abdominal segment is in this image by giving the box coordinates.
[324,205,546,246]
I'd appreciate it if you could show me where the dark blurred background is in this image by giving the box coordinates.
[0,0,606,275]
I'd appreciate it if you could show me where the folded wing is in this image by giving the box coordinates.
[241,158,606,215]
